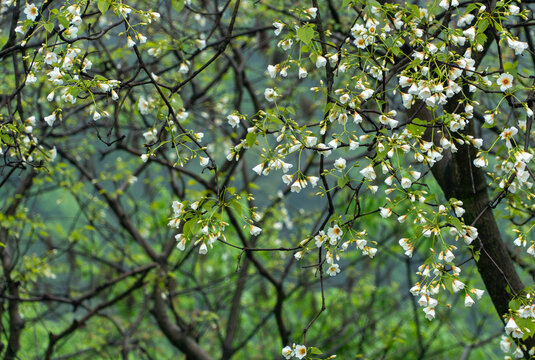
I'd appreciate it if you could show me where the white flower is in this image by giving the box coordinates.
[138,96,150,114]
[514,346,524,358]
[327,225,343,241]
[509,4,520,15]
[500,127,518,149]
[282,346,293,359]
[44,113,56,126]
[334,157,346,172]
[264,88,277,102]
[470,288,484,299]
[172,201,184,217]
[326,263,340,276]
[316,55,327,68]
[305,7,317,19]
[360,164,376,180]
[312,232,326,249]
[252,163,265,176]
[273,22,285,36]
[278,39,293,51]
[507,38,529,55]
[25,72,37,84]
[458,13,475,27]
[339,94,350,105]
[199,242,208,255]
[290,179,303,193]
[497,73,514,92]
[179,62,189,74]
[44,52,58,65]
[199,156,209,167]
[359,88,374,101]
[505,317,522,336]
[118,5,131,16]
[380,207,392,218]
[304,136,317,147]
[439,0,449,9]
[423,306,435,320]
[441,249,454,262]
[195,39,206,50]
[24,3,39,21]
[140,154,150,162]
[175,234,186,251]
[298,67,307,79]
[227,114,240,128]
[401,177,412,189]
[71,15,82,26]
[308,176,319,188]
[47,67,64,85]
[295,344,307,359]
[473,157,486,168]
[500,335,512,353]
[463,27,476,42]
[451,279,465,292]
[464,294,475,307]
[505,317,524,339]
[267,64,277,78]
[64,26,79,40]
[249,225,262,236]
[418,295,428,307]
[137,33,147,44]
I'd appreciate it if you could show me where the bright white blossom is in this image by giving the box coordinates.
[24,3,39,20]
[326,263,340,276]
[334,157,346,172]
[264,88,277,102]
[282,346,293,359]
[294,344,307,359]
[227,114,240,128]
[497,73,514,92]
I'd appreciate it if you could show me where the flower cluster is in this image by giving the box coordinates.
[282,344,307,359]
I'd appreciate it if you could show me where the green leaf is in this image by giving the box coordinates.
[286,106,296,116]
[57,15,70,29]
[246,133,257,148]
[98,0,111,15]
[44,22,54,33]
[309,347,323,355]
[337,177,347,188]
[465,3,480,13]
[342,0,352,7]
[406,118,427,137]
[296,26,314,45]
[324,102,334,115]
[478,18,489,33]
[516,317,535,340]
[172,0,185,13]
[183,218,195,237]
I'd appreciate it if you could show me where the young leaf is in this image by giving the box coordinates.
[98,0,111,15]
[297,26,314,45]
